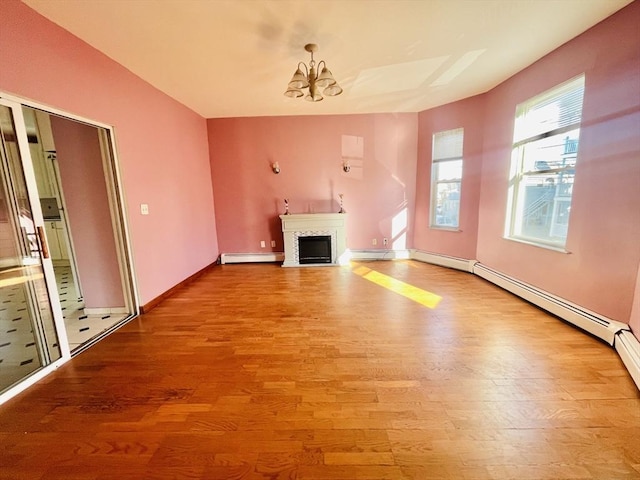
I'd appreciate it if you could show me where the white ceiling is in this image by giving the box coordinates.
[23,0,633,119]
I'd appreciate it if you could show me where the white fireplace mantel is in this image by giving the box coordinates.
[280,213,348,267]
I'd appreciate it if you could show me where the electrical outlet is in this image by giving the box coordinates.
[383,238,388,246]
[140,204,149,215]
[260,240,266,248]
[271,240,276,247]
[372,238,377,246]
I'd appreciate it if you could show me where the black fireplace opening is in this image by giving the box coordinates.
[298,235,332,264]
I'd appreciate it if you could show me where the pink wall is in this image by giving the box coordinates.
[208,114,418,253]
[413,95,485,259]
[4,0,637,334]
[50,116,124,308]
[0,0,219,304]
[475,1,640,324]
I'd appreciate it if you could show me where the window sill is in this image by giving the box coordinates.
[505,236,570,254]
[430,226,462,232]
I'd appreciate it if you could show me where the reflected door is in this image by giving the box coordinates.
[0,102,65,393]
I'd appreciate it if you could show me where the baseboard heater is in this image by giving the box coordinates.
[220,252,284,264]
[349,249,411,261]
[615,330,640,389]
[221,249,413,263]
[411,249,476,272]
[472,262,629,346]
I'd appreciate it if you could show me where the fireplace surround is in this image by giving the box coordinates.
[280,213,348,267]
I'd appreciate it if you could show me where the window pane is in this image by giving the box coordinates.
[522,130,579,173]
[431,128,463,229]
[507,75,584,248]
[433,181,460,227]
[516,171,575,243]
[436,159,462,181]
[514,76,585,143]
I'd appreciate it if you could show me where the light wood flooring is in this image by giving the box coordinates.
[1,260,639,479]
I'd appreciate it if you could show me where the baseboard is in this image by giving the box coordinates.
[349,249,411,261]
[472,262,628,346]
[408,254,636,388]
[615,330,640,390]
[222,250,414,265]
[411,249,476,272]
[140,261,217,313]
[220,252,284,264]
[83,307,128,315]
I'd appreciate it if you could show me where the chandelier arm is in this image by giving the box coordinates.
[285,44,338,101]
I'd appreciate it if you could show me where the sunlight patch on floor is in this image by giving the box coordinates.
[351,263,442,309]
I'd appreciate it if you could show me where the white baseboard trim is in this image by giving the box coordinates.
[221,250,414,264]
[412,253,636,386]
[220,252,285,264]
[615,330,640,390]
[472,262,628,346]
[349,249,411,261]
[83,307,128,315]
[411,249,476,272]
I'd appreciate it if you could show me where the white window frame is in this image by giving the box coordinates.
[505,75,585,249]
[430,128,463,230]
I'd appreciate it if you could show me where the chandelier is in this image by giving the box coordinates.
[284,44,343,102]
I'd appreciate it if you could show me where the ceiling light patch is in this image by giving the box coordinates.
[351,56,449,97]
[430,49,486,87]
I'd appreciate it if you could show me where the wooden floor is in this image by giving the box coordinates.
[1,260,639,480]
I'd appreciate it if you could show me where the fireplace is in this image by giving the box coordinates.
[298,235,331,264]
[280,213,348,267]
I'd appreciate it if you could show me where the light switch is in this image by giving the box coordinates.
[140,203,149,215]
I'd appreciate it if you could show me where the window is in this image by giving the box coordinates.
[431,128,463,229]
[506,75,585,248]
